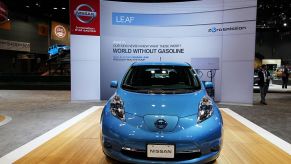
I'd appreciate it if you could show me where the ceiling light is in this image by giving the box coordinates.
[283,23,287,27]
[62,7,66,10]
[26,5,30,8]
[53,7,58,10]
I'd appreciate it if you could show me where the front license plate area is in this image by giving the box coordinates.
[147,144,175,158]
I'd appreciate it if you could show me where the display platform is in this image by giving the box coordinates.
[254,84,291,93]
[0,115,4,122]
[3,107,291,164]
[0,115,11,127]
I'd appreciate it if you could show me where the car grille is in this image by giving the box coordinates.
[121,149,201,161]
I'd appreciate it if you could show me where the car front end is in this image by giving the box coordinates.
[101,62,223,163]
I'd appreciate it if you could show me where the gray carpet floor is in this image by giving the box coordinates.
[0,90,98,158]
[0,90,290,158]
[220,92,291,144]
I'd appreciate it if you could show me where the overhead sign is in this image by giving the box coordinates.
[51,21,70,45]
[54,25,67,38]
[70,0,100,36]
[0,39,30,52]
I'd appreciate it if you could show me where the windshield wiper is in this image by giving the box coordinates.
[147,88,167,94]
[122,84,150,93]
[122,85,198,94]
[122,84,138,89]
[175,88,198,93]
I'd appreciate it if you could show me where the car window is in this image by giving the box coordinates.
[122,65,201,94]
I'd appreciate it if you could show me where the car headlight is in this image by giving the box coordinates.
[197,96,213,123]
[110,95,125,121]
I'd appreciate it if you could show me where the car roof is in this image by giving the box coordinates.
[50,44,66,47]
[131,62,190,67]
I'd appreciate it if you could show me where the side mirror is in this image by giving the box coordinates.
[204,81,214,89]
[203,81,215,99]
[110,81,118,88]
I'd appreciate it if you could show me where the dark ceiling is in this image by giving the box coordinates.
[2,0,69,23]
[256,0,291,32]
[1,0,291,32]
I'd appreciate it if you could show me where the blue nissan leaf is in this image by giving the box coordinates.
[101,62,223,163]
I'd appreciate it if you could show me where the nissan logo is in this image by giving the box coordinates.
[154,119,168,129]
[74,4,97,24]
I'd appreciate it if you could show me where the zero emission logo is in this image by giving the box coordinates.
[208,26,247,33]
[74,4,97,24]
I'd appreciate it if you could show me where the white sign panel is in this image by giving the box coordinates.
[191,58,220,70]
[100,0,257,104]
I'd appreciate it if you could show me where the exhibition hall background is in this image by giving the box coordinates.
[1,0,291,104]
[1,1,291,161]
[71,0,257,105]
[0,0,71,89]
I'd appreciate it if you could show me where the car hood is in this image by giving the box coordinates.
[115,89,207,117]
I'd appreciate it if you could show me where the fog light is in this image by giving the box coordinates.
[122,146,145,153]
[104,141,112,148]
[211,145,220,152]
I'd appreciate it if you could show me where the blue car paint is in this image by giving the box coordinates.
[101,62,223,163]
[116,89,206,117]
[204,81,214,89]
[48,44,70,56]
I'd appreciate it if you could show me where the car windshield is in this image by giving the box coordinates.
[122,65,201,94]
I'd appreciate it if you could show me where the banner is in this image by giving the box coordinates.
[70,0,101,101]
[70,0,100,36]
[0,39,30,52]
[38,23,48,36]
[0,20,10,30]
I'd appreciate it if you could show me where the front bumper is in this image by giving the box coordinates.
[101,106,223,163]
[103,146,220,164]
